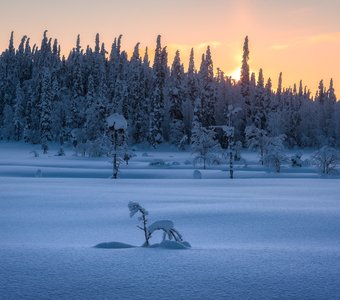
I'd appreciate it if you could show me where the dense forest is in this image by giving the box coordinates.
[0,31,338,155]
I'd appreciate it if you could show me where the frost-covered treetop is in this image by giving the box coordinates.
[106,113,127,130]
[128,201,148,218]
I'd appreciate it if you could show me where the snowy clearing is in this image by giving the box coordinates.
[1,143,340,299]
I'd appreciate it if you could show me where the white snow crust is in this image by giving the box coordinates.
[1,143,340,299]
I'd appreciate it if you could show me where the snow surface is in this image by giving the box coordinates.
[1,143,340,299]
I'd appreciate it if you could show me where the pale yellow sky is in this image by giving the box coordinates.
[0,0,339,96]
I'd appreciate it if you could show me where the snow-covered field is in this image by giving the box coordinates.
[1,143,340,299]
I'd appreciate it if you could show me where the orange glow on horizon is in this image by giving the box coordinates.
[0,0,338,97]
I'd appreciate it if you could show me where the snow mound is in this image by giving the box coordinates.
[94,242,135,249]
[193,169,202,179]
[149,159,167,167]
[150,240,191,250]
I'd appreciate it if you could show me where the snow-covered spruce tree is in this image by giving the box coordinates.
[240,36,251,130]
[128,43,148,144]
[245,69,268,162]
[13,84,25,141]
[199,46,216,127]
[316,79,337,146]
[1,104,15,140]
[39,69,53,153]
[128,201,150,247]
[149,35,168,146]
[0,31,339,149]
[168,50,185,145]
[191,98,219,169]
[183,48,198,143]
[312,146,339,175]
[219,105,242,179]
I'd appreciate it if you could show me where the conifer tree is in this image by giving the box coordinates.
[240,36,251,126]
[199,46,216,127]
[168,50,185,145]
[40,69,52,153]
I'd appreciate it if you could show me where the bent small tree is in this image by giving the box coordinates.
[128,201,150,246]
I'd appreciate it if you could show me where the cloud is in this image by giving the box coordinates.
[271,32,340,51]
[271,44,289,51]
[168,41,222,52]
[307,32,340,44]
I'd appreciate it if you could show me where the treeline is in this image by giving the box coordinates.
[0,31,338,154]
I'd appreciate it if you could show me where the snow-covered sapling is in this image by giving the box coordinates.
[312,146,339,174]
[263,135,288,173]
[107,113,128,179]
[128,201,150,246]
[291,153,302,167]
[128,202,190,248]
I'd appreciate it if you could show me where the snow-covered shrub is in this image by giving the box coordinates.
[291,153,302,167]
[30,150,39,158]
[178,135,188,151]
[263,135,288,173]
[312,146,339,174]
[234,141,242,161]
[123,150,134,165]
[142,152,149,157]
[193,169,202,179]
[56,146,65,156]
[245,125,268,163]
[149,159,166,167]
[191,123,220,169]
[184,159,192,165]
[171,161,180,166]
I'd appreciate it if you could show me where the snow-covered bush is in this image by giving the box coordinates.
[245,125,268,163]
[30,150,39,158]
[184,159,192,165]
[234,141,242,161]
[291,153,302,167]
[263,135,288,173]
[193,169,202,179]
[56,146,65,156]
[123,150,135,165]
[149,159,166,167]
[178,135,188,151]
[191,119,220,169]
[35,169,42,177]
[312,146,339,174]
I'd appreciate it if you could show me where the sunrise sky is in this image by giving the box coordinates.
[0,0,339,96]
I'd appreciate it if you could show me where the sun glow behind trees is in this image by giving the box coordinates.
[0,0,339,94]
